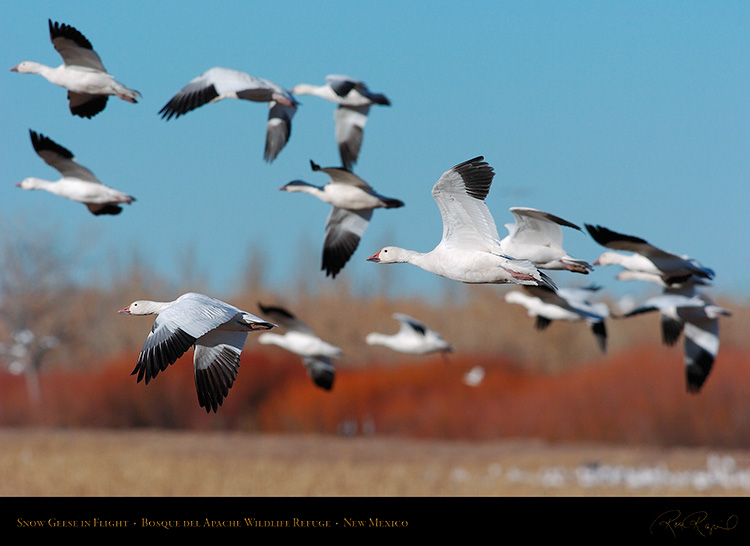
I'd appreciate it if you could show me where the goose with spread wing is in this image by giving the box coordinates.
[119,292,277,413]
[291,74,390,170]
[280,160,404,278]
[11,20,140,118]
[17,130,135,215]
[159,67,298,162]
[367,157,555,289]
[621,285,731,393]
[500,207,592,274]
[586,224,714,285]
[505,285,609,352]
[257,303,340,390]
[366,313,453,356]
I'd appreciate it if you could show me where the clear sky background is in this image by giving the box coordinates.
[2,1,749,305]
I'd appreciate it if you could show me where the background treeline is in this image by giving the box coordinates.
[0,222,747,448]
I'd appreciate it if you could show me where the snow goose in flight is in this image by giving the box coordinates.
[500,207,593,274]
[291,74,390,170]
[17,130,135,215]
[365,313,453,356]
[159,67,298,162]
[585,224,714,285]
[280,160,404,278]
[257,303,340,390]
[367,157,555,289]
[11,20,140,118]
[119,292,277,413]
[504,285,609,352]
[621,285,731,393]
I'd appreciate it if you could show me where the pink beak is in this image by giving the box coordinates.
[366,252,380,263]
[117,307,131,314]
[10,66,18,72]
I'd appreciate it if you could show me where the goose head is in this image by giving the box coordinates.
[366,246,410,264]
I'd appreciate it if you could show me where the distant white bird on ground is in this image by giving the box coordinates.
[365,313,453,356]
[367,156,556,290]
[17,130,136,215]
[621,285,731,393]
[291,74,390,170]
[585,224,714,286]
[500,207,592,274]
[504,285,610,352]
[462,365,485,387]
[280,160,404,278]
[118,292,276,413]
[257,302,340,391]
[11,20,140,118]
[159,67,298,162]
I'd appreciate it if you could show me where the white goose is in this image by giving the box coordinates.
[291,74,390,170]
[280,160,404,278]
[500,207,592,273]
[462,365,486,387]
[622,285,731,393]
[17,130,136,215]
[367,157,555,289]
[257,303,340,391]
[365,313,453,356]
[119,292,277,413]
[159,67,298,162]
[11,20,140,118]
[504,285,609,352]
[586,224,715,285]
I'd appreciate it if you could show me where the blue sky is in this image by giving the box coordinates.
[3,1,749,303]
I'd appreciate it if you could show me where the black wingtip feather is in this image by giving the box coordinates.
[29,130,74,159]
[49,20,93,50]
[585,224,649,248]
[452,156,495,201]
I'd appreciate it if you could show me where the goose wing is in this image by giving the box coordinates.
[303,355,335,391]
[393,313,429,338]
[506,207,580,247]
[334,104,369,170]
[48,20,106,71]
[265,101,297,162]
[29,130,99,183]
[193,329,248,412]
[257,303,315,335]
[681,315,719,393]
[310,160,373,190]
[322,207,372,278]
[431,156,502,252]
[326,74,390,104]
[159,67,295,120]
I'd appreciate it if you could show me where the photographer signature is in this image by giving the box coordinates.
[650,510,738,537]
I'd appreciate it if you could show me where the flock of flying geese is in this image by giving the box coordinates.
[11,20,731,413]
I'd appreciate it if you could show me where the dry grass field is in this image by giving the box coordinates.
[2,427,749,497]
